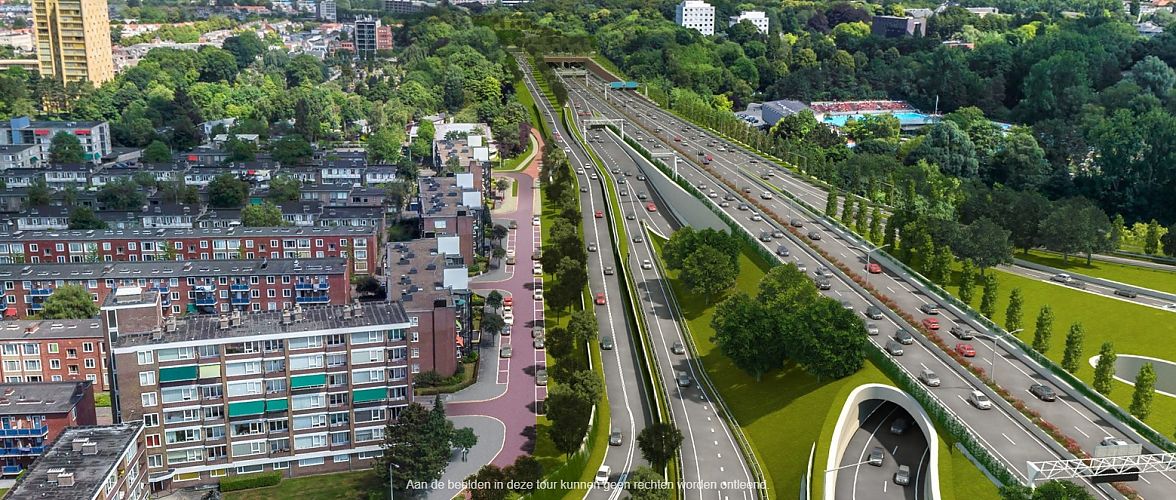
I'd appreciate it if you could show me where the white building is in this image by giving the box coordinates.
[729,10,769,35]
[675,0,715,36]
[317,0,336,21]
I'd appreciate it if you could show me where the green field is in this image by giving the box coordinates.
[223,470,379,500]
[1018,249,1176,294]
[652,237,998,500]
[944,267,1176,437]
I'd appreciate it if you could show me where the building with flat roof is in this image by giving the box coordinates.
[0,143,39,170]
[385,238,468,376]
[354,17,379,57]
[0,117,112,164]
[413,176,483,264]
[760,99,811,126]
[3,422,147,500]
[0,320,109,390]
[30,0,114,86]
[871,15,926,37]
[0,381,97,477]
[729,10,769,35]
[676,0,716,36]
[103,289,417,490]
[316,0,336,21]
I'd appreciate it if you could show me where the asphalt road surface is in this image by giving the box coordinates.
[834,401,930,500]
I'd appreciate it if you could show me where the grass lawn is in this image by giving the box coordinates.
[223,470,380,500]
[95,392,111,407]
[943,267,1176,437]
[946,444,1000,500]
[1018,249,1176,294]
[652,237,997,499]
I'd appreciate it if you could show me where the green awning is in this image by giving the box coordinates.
[227,400,265,417]
[290,374,326,389]
[352,387,386,404]
[265,398,288,412]
[158,365,198,383]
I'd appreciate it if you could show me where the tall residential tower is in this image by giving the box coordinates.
[30,0,114,86]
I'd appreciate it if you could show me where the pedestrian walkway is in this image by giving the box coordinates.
[422,415,507,500]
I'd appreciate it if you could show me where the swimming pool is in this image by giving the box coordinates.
[822,112,931,127]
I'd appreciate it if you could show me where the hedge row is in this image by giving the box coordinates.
[219,471,282,492]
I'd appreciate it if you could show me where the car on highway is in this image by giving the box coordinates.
[626,213,636,220]
[1100,437,1129,447]
[638,192,648,200]
[580,186,589,193]
[790,218,804,227]
[866,306,884,320]
[889,418,909,435]
[594,210,604,219]
[1051,273,1073,284]
[532,216,541,226]
[604,266,614,275]
[866,323,880,335]
[642,259,653,269]
[1030,383,1057,402]
[796,263,807,272]
[618,178,627,185]
[922,317,940,330]
[776,246,790,257]
[600,336,614,350]
[595,293,606,305]
[894,329,915,345]
[671,341,686,354]
[919,303,940,315]
[894,465,911,486]
[500,346,512,358]
[760,191,773,200]
[885,340,904,356]
[950,325,974,340]
[968,390,992,410]
[918,368,941,387]
[533,337,545,349]
[646,203,657,212]
[594,466,611,487]
[808,231,822,240]
[587,242,597,252]
[724,194,736,201]
[866,262,883,274]
[772,229,785,239]
[868,447,885,466]
[1114,288,1138,298]
[619,189,628,196]
[955,343,976,357]
[813,278,831,292]
[737,203,750,211]
[636,174,646,181]
[751,214,764,221]
[759,232,773,242]
[535,369,548,386]
[840,300,854,310]
[609,431,623,446]
[633,234,644,243]
[676,371,692,387]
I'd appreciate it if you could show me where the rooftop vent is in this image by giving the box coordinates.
[57,472,75,487]
[342,304,353,319]
[217,315,230,330]
[81,442,98,456]
[71,438,89,452]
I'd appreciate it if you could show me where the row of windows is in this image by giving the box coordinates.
[3,358,97,371]
[0,342,97,356]
[6,275,334,291]
[3,373,98,383]
[135,333,415,364]
[151,450,383,477]
[18,237,367,254]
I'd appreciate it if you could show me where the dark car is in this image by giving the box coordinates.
[600,336,614,350]
[790,218,804,227]
[808,231,822,240]
[868,447,884,467]
[950,325,974,340]
[775,246,790,257]
[919,303,940,315]
[894,329,915,345]
[815,278,832,290]
[1030,383,1057,402]
[1115,288,1138,298]
[889,418,909,435]
[866,306,884,320]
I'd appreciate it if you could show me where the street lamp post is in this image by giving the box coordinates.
[987,328,1024,384]
[388,462,400,500]
[863,243,891,288]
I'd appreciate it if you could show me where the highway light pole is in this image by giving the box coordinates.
[862,243,891,288]
[985,328,1023,384]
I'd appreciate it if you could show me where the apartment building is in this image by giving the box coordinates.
[354,17,379,57]
[30,0,115,86]
[0,381,98,476]
[675,0,716,35]
[3,423,148,500]
[316,0,336,21]
[376,25,393,51]
[729,10,769,35]
[0,226,378,274]
[385,238,469,377]
[104,289,416,491]
[0,320,109,390]
[414,176,483,264]
[0,144,39,170]
[0,116,113,164]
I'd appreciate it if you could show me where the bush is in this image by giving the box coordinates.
[219,471,282,492]
[414,371,444,387]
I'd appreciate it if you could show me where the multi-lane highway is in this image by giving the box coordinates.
[563,73,1176,498]
[835,402,930,500]
[516,56,654,499]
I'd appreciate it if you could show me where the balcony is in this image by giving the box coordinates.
[295,281,330,291]
[295,294,330,304]
[149,285,170,294]
[28,301,44,310]
[28,288,53,296]
[0,446,45,456]
[2,465,21,475]
[0,426,48,437]
[230,283,250,292]
[230,295,251,306]
[194,295,217,306]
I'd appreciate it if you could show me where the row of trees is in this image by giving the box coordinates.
[712,264,866,381]
[661,227,741,301]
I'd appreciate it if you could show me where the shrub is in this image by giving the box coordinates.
[219,471,282,492]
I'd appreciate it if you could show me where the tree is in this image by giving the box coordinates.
[375,403,449,492]
[267,175,300,202]
[1039,198,1113,264]
[27,179,50,207]
[980,273,999,319]
[503,455,542,493]
[546,370,601,456]
[41,284,99,319]
[1162,223,1176,257]
[222,31,265,68]
[451,427,477,457]
[549,257,588,318]
[226,137,257,162]
[69,207,107,230]
[207,174,249,208]
[959,218,1013,273]
[1032,305,1054,354]
[1000,480,1093,500]
[467,465,509,500]
[958,259,976,305]
[626,467,671,500]
[482,313,505,338]
[1092,341,1116,395]
[485,290,503,311]
[825,191,838,217]
[356,276,382,296]
[1061,322,1085,373]
[1129,363,1156,421]
[143,140,171,163]
[788,298,867,379]
[50,131,85,164]
[869,207,883,243]
[98,179,147,211]
[854,201,868,234]
[271,135,313,165]
[1005,288,1024,332]
[241,202,284,227]
[1144,219,1161,255]
[841,196,854,225]
[681,245,736,301]
[907,121,979,177]
[368,128,405,164]
[711,293,784,380]
[927,245,954,284]
[1128,56,1176,96]
[637,423,683,472]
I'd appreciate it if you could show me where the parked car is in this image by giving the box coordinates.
[533,264,543,276]
[533,337,545,349]
[500,346,513,358]
[868,447,884,466]
[1030,383,1057,402]
[894,329,915,345]
[919,303,940,315]
[968,390,992,410]
[955,343,976,357]
[535,369,548,385]
[894,465,911,486]
[532,327,544,338]
[950,325,974,340]
[918,368,940,387]
[671,341,686,355]
[532,216,541,226]
[885,340,904,356]
[922,317,940,330]
[600,336,614,350]
[866,306,884,320]
[533,289,543,301]
[509,220,518,229]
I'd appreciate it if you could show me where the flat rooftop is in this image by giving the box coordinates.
[386,239,460,306]
[0,382,91,415]
[0,225,376,241]
[0,258,347,283]
[0,319,103,340]
[5,423,142,500]
[111,301,410,348]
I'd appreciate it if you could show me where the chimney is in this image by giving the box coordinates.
[57,472,75,487]
[292,305,303,322]
[230,310,242,327]
[281,309,293,325]
[71,438,88,451]
[217,315,230,330]
[81,442,98,455]
[165,315,177,333]
[342,304,352,319]
[151,328,162,341]
[352,300,363,317]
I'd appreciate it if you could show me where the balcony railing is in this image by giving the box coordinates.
[0,425,48,437]
[2,465,21,475]
[230,295,251,306]
[295,295,330,304]
[194,296,217,306]
[28,288,53,296]
[0,446,45,456]
[230,283,249,291]
[28,301,44,310]
[295,282,330,290]
[150,285,170,294]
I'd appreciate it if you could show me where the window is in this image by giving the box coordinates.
[289,354,323,370]
[288,336,323,349]
[23,360,40,371]
[2,360,17,371]
[235,464,265,474]
[294,433,327,450]
[291,393,325,410]
[210,469,227,478]
[225,361,262,376]
[327,373,347,387]
[330,412,350,427]
[66,348,77,359]
[231,421,265,437]
[143,413,159,427]
[333,454,350,463]
[199,345,219,358]
[82,342,93,353]
[166,428,202,444]
[226,380,263,397]
[231,441,266,457]
[328,393,347,407]
[48,359,60,370]
[147,454,163,468]
[350,331,380,344]
[272,461,290,470]
[206,425,225,441]
[161,386,199,403]
[298,457,325,467]
[1,344,16,356]
[167,448,204,465]
[354,426,384,442]
[351,368,384,384]
[265,378,286,394]
[156,347,193,361]
[84,358,95,369]
[203,405,223,420]
[389,386,409,401]
[267,419,288,434]
[350,349,383,364]
[141,392,158,407]
[293,414,327,430]
[47,343,58,354]
[139,371,157,386]
[145,434,160,447]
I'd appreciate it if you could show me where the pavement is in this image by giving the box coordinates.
[422,415,508,500]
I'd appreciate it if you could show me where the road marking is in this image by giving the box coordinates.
[892,446,898,455]
[1140,476,1151,484]
[1073,426,1090,438]
[887,286,896,294]
[1002,433,1016,445]
[714,440,718,445]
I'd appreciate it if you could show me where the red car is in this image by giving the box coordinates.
[866,263,882,274]
[922,317,940,330]
[646,203,658,212]
[503,296,513,307]
[595,293,607,305]
[956,343,976,357]
[594,210,604,219]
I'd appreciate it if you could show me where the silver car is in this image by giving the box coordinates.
[894,465,911,486]
[868,447,884,467]
[676,371,692,387]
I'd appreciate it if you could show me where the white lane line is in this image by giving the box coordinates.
[1002,433,1016,445]
[1073,426,1091,439]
